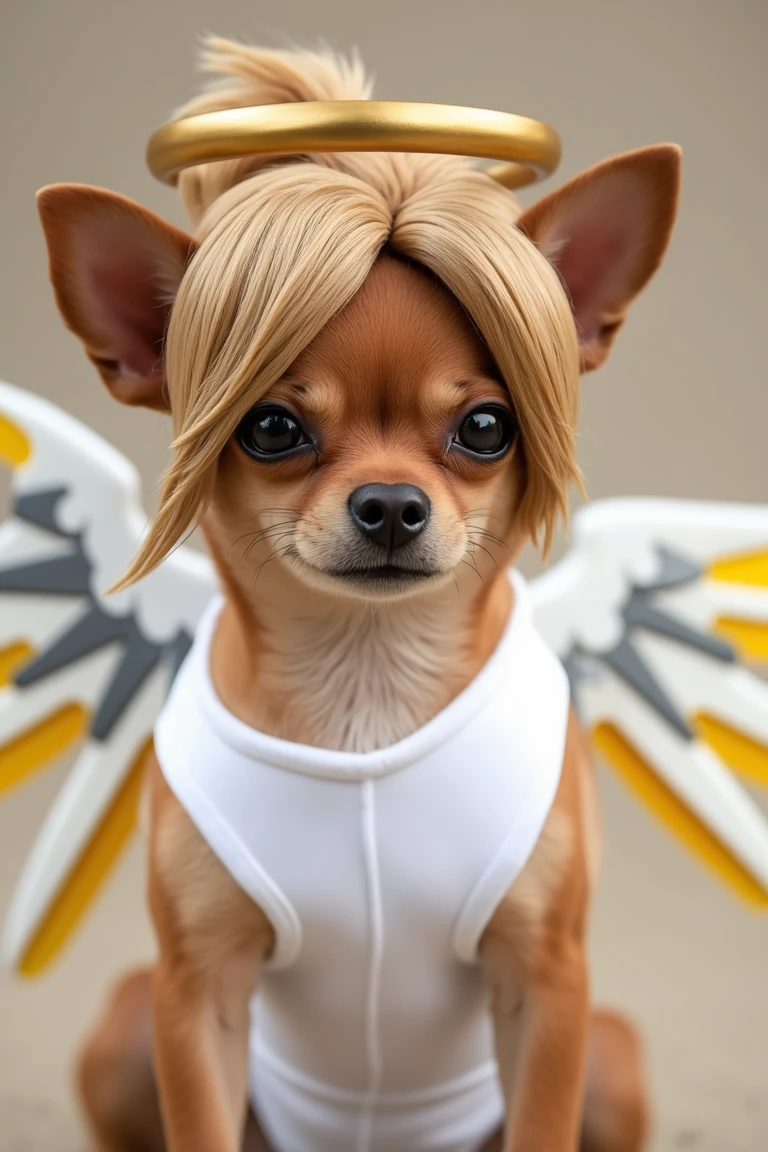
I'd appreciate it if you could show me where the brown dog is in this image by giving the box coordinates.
[36,38,678,1152]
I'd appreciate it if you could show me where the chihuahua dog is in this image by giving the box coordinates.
[36,38,679,1152]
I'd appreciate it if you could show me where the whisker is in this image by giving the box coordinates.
[239,522,299,560]
[245,523,298,544]
[234,520,296,547]
[263,531,298,554]
[253,547,288,586]
[250,533,298,586]
[465,538,499,569]
[464,524,510,550]
[459,558,485,583]
[463,509,510,532]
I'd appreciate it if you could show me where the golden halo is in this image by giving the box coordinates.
[146,101,561,190]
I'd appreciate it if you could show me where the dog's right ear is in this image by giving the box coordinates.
[37,184,197,411]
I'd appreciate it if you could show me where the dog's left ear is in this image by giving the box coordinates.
[517,145,681,371]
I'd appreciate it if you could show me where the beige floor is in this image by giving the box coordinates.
[1,751,767,1152]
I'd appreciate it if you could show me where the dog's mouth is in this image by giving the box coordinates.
[326,563,440,585]
[291,549,448,597]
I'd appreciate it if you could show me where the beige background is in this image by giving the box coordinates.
[0,0,767,1149]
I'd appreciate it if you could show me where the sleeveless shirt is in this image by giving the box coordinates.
[154,571,570,1152]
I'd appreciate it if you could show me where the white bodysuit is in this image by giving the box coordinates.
[154,571,570,1152]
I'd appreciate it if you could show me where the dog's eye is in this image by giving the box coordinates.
[237,406,306,457]
[454,406,515,457]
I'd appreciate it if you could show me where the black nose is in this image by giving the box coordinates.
[348,483,430,550]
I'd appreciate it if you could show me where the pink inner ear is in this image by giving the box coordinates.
[545,182,649,343]
[554,208,635,343]
[78,228,178,379]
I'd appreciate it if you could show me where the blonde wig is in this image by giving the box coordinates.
[120,38,580,587]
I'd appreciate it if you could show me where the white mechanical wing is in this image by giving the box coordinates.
[531,499,768,906]
[0,380,216,976]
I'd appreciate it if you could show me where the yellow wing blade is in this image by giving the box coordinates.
[2,663,169,976]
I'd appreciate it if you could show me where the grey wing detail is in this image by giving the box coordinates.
[0,486,192,741]
[567,545,736,740]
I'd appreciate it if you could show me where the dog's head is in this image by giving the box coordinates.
[37,138,679,611]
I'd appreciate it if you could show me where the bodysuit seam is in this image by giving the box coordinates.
[358,778,385,1152]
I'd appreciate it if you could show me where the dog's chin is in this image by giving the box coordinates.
[288,554,454,602]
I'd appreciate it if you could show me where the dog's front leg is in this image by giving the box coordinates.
[147,758,275,1152]
[482,929,588,1151]
[479,713,593,1152]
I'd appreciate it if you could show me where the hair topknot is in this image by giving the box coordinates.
[175,36,474,227]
